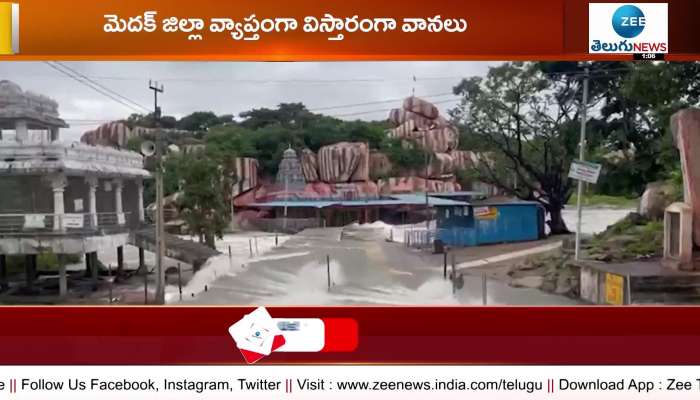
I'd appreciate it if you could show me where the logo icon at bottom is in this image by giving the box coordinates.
[228,307,286,364]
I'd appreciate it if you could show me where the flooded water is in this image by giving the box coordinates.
[562,207,633,235]
[166,207,629,306]
[171,228,576,306]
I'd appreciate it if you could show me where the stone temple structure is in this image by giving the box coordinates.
[276,146,305,189]
[0,80,150,296]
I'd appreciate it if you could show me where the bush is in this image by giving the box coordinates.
[379,138,428,171]
[585,213,663,261]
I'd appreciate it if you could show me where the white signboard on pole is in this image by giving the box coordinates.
[568,160,602,184]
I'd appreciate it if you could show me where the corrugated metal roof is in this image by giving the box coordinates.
[470,199,542,206]
[431,191,486,198]
[249,193,470,209]
[248,200,338,209]
[391,194,469,206]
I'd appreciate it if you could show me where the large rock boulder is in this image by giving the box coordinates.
[450,150,475,170]
[317,142,370,183]
[402,96,439,119]
[300,148,319,182]
[81,121,135,148]
[638,181,675,220]
[231,157,259,197]
[332,181,379,198]
[386,96,460,154]
[421,153,455,179]
[672,109,700,246]
[377,176,460,194]
[388,120,419,140]
[81,123,191,149]
[369,151,393,179]
[389,108,445,129]
[411,127,459,153]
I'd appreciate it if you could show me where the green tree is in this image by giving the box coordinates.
[535,62,700,195]
[451,62,587,234]
[596,62,700,194]
[239,103,312,130]
[125,112,177,129]
[176,111,234,132]
[175,152,232,248]
[207,104,390,177]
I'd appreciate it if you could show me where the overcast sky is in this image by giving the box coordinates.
[1,61,497,142]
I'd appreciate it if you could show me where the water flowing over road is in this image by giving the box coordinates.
[166,207,630,306]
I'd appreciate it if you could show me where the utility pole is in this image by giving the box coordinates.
[425,151,431,232]
[283,174,289,231]
[283,143,290,231]
[149,80,166,304]
[574,68,589,261]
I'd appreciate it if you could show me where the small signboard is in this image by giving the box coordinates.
[23,214,45,229]
[474,206,498,220]
[63,214,84,229]
[117,212,126,225]
[568,160,602,184]
[605,273,624,305]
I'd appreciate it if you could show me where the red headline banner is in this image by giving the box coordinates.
[2,0,699,60]
[2,306,700,365]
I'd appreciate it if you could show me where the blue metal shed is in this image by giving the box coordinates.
[436,199,545,247]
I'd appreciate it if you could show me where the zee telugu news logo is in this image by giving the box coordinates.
[589,3,668,53]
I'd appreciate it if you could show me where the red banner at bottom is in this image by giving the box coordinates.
[1,306,699,364]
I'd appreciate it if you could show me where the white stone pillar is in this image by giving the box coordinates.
[50,174,67,231]
[86,176,98,228]
[114,179,124,225]
[137,179,145,223]
[15,120,28,142]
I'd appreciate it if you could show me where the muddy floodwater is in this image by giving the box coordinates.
[166,207,631,306]
[562,207,633,235]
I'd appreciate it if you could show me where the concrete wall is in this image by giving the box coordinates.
[579,265,630,305]
[0,232,129,255]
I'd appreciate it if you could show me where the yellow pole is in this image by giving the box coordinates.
[0,2,17,55]
[0,3,13,55]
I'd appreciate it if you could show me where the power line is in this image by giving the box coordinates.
[22,74,461,84]
[43,62,149,114]
[53,62,150,112]
[29,65,634,85]
[331,98,460,118]
[309,92,455,112]
[64,118,115,122]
